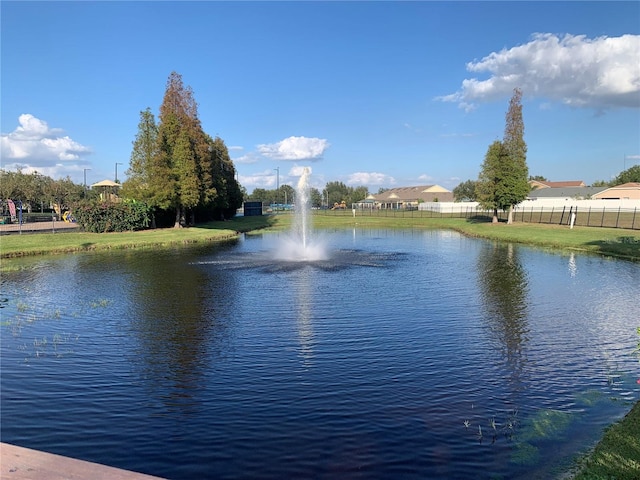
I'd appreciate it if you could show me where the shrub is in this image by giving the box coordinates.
[74,200,151,233]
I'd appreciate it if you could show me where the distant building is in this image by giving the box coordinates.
[592,182,640,200]
[527,186,606,201]
[359,185,454,209]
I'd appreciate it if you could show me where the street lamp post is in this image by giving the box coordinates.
[115,162,123,183]
[274,167,279,210]
[83,168,91,197]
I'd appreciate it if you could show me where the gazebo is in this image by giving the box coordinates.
[91,179,121,202]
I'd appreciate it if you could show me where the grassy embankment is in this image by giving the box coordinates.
[1,212,639,477]
[571,401,640,480]
[1,213,639,261]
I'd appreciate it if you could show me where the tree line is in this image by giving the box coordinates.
[0,170,88,215]
[246,181,369,209]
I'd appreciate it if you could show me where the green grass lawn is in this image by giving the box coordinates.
[572,401,640,480]
[2,213,639,261]
[1,212,638,478]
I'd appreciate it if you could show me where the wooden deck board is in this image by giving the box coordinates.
[1,443,165,480]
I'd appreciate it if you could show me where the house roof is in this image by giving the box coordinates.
[527,186,605,199]
[592,182,640,198]
[530,180,586,189]
[370,185,451,202]
[611,182,640,188]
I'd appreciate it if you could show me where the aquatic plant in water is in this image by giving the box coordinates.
[519,409,573,443]
[511,442,540,466]
[90,298,110,308]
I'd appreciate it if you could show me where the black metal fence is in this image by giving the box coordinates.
[314,205,640,230]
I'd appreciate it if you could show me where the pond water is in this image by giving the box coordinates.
[1,229,638,479]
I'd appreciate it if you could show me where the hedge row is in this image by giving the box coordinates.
[74,201,151,233]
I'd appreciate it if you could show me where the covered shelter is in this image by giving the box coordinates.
[91,179,121,202]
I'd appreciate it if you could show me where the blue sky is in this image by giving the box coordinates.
[2,1,639,193]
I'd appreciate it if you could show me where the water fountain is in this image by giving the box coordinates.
[195,166,393,271]
[275,167,328,262]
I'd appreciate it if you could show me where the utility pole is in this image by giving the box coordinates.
[274,167,279,209]
[115,162,123,183]
[83,168,91,197]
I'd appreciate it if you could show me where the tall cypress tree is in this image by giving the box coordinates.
[502,88,529,224]
[157,72,210,227]
[477,88,530,224]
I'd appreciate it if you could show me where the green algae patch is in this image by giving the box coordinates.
[510,442,540,466]
[575,390,607,408]
[521,409,574,442]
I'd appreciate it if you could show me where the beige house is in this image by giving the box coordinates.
[591,182,640,200]
[361,185,454,209]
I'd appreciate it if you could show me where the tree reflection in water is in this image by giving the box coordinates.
[125,251,235,415]
[477,242,530,390]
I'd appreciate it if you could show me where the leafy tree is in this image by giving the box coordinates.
[204,136,242,220]
[0,170,50,212]
[352,186,369,204]
[591,179,609,187]
[529,175,547,182]
[611,165,640,185]
[121,108,161,226]
[321,181,368,207]
[309,187,322,208]
[21,172,49,212]
[325,181,350,207]
[122,109,158,200]
[477,88,529,224]
[45,176,84,216]
[279,184,295,205]
[246,188,273,205]
[0,170,25,203]
[453,180,477,202]
[477,141,511,223]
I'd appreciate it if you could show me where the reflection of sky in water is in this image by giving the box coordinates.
[569,252,577,277]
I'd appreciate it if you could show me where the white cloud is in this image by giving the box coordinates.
[347,172,396,186]
[239,169,281,190]
[257,136,330,161]
[233,152,261,164]
[418,174,434,182]
[1,114,92,171]
[438,33,640,110]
